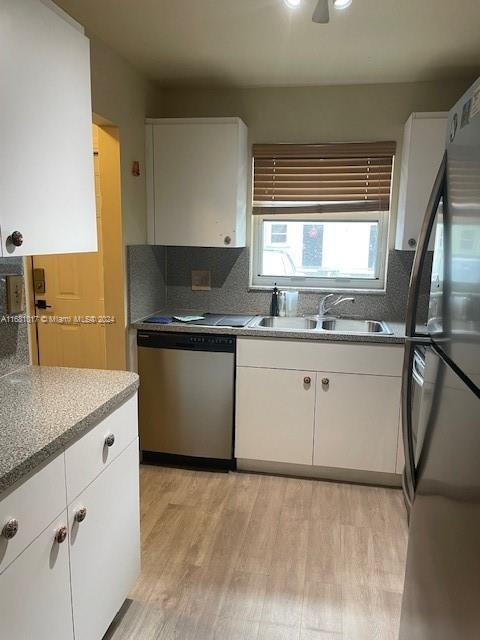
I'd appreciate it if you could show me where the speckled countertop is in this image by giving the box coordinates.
[134,315,406,344]
[0,366,139,496]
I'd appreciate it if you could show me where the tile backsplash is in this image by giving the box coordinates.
[0,258,29,376]
[127,245,166,323]
[128,245,432,324]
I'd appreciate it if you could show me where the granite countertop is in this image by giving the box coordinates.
[0,366,139,496]
[134,314,406,344]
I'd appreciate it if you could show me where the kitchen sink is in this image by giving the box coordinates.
[251,316,320,330]
[249,315,392,335]
[319,318,392,334]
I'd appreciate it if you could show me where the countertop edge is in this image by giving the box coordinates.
[133,319,406,344]
[0,374,139,497]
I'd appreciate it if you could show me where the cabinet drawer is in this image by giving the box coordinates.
[65,393,138,502]
[0,453,66,574]
[237,337,403,377]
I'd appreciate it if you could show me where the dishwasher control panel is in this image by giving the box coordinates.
[137,331,236,353]
[189,335,234,347]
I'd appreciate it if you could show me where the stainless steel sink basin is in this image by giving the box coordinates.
[319,318,392,334]
[248,315,392,335]
[250,316,320,330]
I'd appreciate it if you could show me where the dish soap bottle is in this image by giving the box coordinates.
[270,283,279,317]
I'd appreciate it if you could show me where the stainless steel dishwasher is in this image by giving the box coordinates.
[137,331,236,470]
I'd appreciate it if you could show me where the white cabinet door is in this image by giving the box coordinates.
[235,367,315,465]
[314,373,401,473]
[0,0,96,256]
[395,112,447,251]
[0,511,73,640]
[69,439,140,640]
[147,118,247,248]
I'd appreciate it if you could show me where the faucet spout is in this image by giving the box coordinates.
[319,294,355,317]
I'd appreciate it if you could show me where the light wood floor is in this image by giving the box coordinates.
[105,465,408,640]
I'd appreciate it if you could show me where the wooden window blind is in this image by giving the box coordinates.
[253,141,396,214]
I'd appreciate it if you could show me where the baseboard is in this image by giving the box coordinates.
[236,458,402,488]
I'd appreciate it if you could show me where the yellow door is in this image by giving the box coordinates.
[33,126,107,369]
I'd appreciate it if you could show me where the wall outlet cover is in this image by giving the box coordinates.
[191,270,211,291]
[6,274,25,315]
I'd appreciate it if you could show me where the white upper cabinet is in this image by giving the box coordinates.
[395,112,447,251]
[146,118,248,247]
[0,0,96,256]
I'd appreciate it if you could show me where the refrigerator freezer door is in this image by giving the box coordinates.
[429,78,480,391]
[399,348,480,640]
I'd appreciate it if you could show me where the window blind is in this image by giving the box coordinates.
[253,141,396,214]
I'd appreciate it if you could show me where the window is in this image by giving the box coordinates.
[251,141,395,290]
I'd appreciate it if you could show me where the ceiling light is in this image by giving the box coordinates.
[284,0,301,9]
[333,0,352,9]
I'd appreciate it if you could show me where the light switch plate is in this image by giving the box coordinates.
[191,270,211,291]
[6,275,25,314]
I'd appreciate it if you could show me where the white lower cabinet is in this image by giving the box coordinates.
[313,372,401,473]
[235,367,315,465]
[0,511,73,640]
[0,393,139,640]
[235,339,402,478]
[69,439,140,640]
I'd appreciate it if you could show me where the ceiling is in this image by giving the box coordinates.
[55,0,480,88]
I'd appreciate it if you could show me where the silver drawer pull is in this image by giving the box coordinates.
[74,507,87,524]
[104,433,115,448]
[2,518,19,539]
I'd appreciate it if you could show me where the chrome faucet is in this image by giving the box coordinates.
[319,294,355,316]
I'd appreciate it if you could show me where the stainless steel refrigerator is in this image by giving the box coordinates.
[399,78,480,639]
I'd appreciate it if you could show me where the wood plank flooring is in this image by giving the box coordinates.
[105,465,407,640]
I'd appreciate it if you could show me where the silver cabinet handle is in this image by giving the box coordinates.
[74,507,87,523]
[55,526,68,544]
[2,518,19,539]
[104,433,115,448]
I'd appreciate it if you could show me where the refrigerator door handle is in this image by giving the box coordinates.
[401,339,416,505]
[405,151,447,338]
[412,367,424,387]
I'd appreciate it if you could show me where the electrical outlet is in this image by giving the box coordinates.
[6,275,25,315]
[191,270,211,291]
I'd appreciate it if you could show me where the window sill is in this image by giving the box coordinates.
[248,285,387,295]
